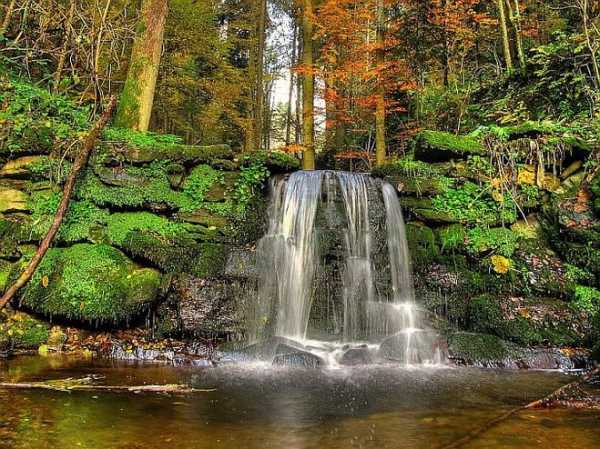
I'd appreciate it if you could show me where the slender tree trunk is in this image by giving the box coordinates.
[497,0,513,74]
[375,0,386,167]
[506,0,526,75]
[580,0,600,89]
[0,0,16,36]
[0,98,117,312]
[295,32,303,145]
[114,0,168,131]
[285,23,297,146]
[53,0,76,92]
[301,0,315,170]
[254,0,267,151]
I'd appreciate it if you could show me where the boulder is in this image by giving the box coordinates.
[0,187,29,213]
[105,142,233,164]
[378,330,445,364]
[166,275,245,336]
[178,209,228,229]
[413,131,485,162]
[339,346,374,365]
[19,244,161,323]
[0,156,43,177]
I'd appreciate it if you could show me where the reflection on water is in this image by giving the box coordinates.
[0,356,599,449]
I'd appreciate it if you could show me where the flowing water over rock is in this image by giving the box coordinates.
[246,171,444,367]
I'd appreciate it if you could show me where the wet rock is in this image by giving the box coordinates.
[339,347,374,365]
[272,348,324,368]
[379,330,445,364]
[166,275,245,336]
[224,248,257,279]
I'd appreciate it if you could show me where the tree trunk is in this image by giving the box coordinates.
[497,0,513,74]
[0,98,117,312]
[375,0,387,167]
[295,33,303,145]
[301,0,315,170]
[580,0,600,89]
[0,0,17,36]
[53,0,76,92]
[506,0,526,75]
[114,0,168,131]
[254,0,268,151]
[285,23,298,146]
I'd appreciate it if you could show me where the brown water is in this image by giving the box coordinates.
[0,356,598,449]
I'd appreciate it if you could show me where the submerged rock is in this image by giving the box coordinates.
[339,346,374,366]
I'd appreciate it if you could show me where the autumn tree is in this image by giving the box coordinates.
[301,0,316,170]
[114,0,169,131]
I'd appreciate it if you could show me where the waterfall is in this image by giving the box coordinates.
[249,170,443,366]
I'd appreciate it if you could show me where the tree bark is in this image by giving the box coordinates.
[497,0,513,74]
[114,0,168,131]
[285,23,298,146]
[579,0,600,89]
[506,0,526,75]
[53,0,76,92]
[375,0,387,167]
[301,0,315,170]
[0,0,17,36]
[0,97,117,312]
[254,0,268,150]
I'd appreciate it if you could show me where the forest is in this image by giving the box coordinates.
[0,1,599,448]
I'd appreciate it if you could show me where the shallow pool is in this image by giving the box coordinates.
[1,356,598,449]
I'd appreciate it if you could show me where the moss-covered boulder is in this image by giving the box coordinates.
[0,186,29,213]
[19,244,161,323]
[0,310,50,350]
[412,131,485,161]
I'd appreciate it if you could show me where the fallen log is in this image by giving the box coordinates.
[0,375,215,394]
[0,97,117,311]
[439,366,600,449]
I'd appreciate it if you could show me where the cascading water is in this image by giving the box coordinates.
[248,170,444,366]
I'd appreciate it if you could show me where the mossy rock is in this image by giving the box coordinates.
[448,332,524,366]
[240,151,300,173]
[406,222,439,265]
[372,160,453,196]
[0,187,29,213]
[412,131,485,162]
[104,142,233,165]
[0,156,45,178]
[436,224,467,253]
[0,219,26,260]
[19,244,161,323]
[0,310,50,350]
[178,209,228,229]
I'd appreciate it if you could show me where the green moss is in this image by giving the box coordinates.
[466,227,520,257]
[29,191,109,243]
[106,212,190,246]
[20,244,161,322]
[413,130,485,160]
[103,127,183,147]
[571,285,600,314]
[180,165,224,212]
[0,311,50,350]
[431,181,518,226]
[437,224,467,252]
[75,163,184,209]
[372,158,454,195]
[240,151,300,173]
[448,332,521,364]
[406,223,439,265]
[27,156,72,183]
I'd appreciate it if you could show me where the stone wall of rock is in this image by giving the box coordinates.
[0,130,299,340]
[373,126,600,361]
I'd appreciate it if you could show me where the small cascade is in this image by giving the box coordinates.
[248,170,445,367]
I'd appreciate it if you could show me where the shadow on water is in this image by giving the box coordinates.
[1,355,599,449]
